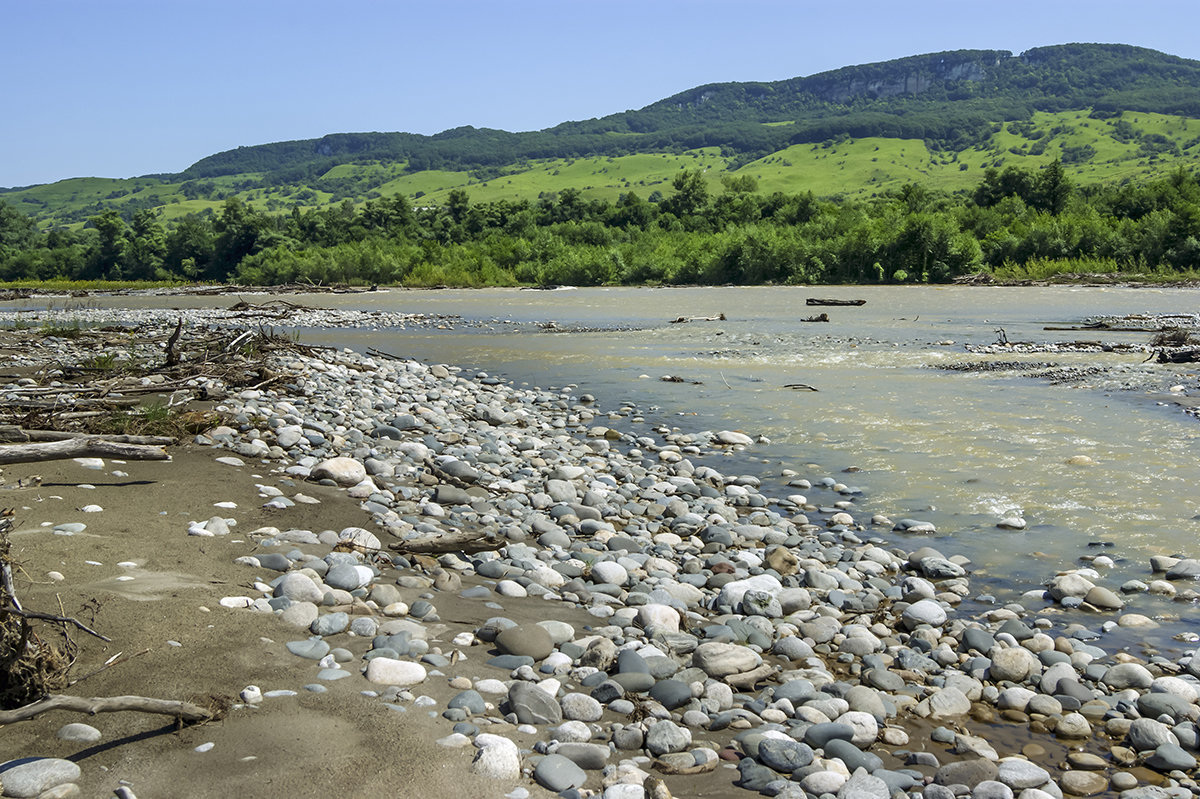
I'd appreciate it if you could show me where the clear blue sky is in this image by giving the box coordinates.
[3,0,1199,188]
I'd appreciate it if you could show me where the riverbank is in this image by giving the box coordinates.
[3,320,1200,798]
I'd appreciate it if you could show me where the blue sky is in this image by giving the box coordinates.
[3,0,1199,188]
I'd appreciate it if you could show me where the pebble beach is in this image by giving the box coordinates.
[3,312,1200,799]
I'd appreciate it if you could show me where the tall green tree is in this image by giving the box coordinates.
[212,198,271,278]
[1032,159,1073,215]
[661,169,710,219]
[87,209,129,279]
[125,209,166,279]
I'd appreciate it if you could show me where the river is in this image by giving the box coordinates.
[20,284,1200,654]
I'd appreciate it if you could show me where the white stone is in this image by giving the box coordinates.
[637,603,680,633]
[311,457,367,486]
[365,657,427,687]
[471,733,521,780]
[0,758,82,799]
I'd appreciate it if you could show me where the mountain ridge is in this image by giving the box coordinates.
[173,43,1200,181]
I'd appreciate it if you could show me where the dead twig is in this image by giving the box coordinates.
[0,607,110,642]
[0,694,215,725]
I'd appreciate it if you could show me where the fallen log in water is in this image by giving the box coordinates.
[806,298,865,307]
[1151,348,1200,364]
[669,314,727,323]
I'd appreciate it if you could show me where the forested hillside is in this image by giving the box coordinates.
[2,43,1200,287]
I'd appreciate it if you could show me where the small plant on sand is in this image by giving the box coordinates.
[78,352,119,372]
[39,319,85,339]
[88,403,225,438]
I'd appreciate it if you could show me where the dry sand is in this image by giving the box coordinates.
[1,446,565,798]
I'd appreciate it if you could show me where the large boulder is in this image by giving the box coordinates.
[311,457,367,486]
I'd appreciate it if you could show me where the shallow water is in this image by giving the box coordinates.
[26,284,1200,652]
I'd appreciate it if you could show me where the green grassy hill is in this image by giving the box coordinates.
[6,43,1200,228]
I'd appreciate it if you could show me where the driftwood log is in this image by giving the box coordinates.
[0,426,175,446]
[0,438,170,465]
[0,694,213,725]
[669,314,726,324]
[389,529,504,555]
[1152,348,1200,364]
[724,663,778,691]
[806,298,866,306]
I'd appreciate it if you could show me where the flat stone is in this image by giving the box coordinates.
[803,722,854,748]
[365,657,426,687]
[448,690,486,716]
[560,692,603,722]
[311,457,366,486]
[495,625,554,660]
[1058,770,1108,796]
[1055,712,1092,739]
[935,758,999,788]
[839,768,890,799]
[55,723,101,743]
[691,641,760,678]
[757,737,813,772]
[648,679,692,710]
[554,742,610,770]
[997,758,1051,789]
[1146,742,1197,772]
[285,638,330,660]
[508,682,562,725]
[1102,662,1152,690]
[1084,585,1124,610]
[644,719,690,756]
[903,598,947,629]
[0,758,82,799]
[1127,717,1176,752]
[926,687,971,718]
[825,738,882,773]
[533,754,587,792]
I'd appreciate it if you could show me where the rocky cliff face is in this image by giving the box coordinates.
[806,58,991,103]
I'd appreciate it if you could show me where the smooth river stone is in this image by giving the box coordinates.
[286,638,330,660]
[692,641,760,677]
[495,625,554,660]
[365,657,427,687]
[309,456,366,486]
[0,758,82,798]
[533,754,587,792]
[507,682,562,725]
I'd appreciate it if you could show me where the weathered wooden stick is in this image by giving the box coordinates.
[389,529,504,555]
[0,606,111,641]
[0,438,170,465]
[724,663,777,691]
[0,426,175,446]
[0,694,213,725]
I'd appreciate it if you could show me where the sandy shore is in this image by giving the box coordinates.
[3,447,564,798]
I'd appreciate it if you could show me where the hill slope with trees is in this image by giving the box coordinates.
[2,43,1200,287]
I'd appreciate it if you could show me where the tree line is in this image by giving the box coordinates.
[2,161,1199,286]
